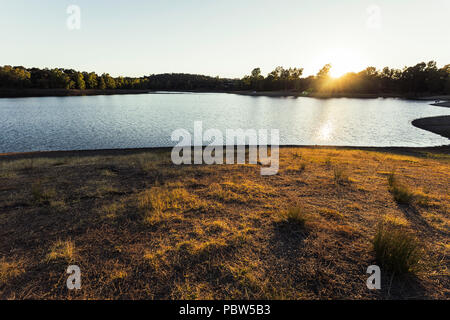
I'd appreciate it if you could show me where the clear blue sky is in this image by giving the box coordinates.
[1,0,449,78]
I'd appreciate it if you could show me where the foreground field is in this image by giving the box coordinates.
[0,147,449,299]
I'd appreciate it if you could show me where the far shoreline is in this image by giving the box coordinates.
[1,88,450,101]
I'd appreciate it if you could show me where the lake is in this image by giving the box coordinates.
[0,92,449,153]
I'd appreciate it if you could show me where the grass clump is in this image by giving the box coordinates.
[387,173,415,205]
[100,202,125,219]
[31,181,55,205]
[46,240,76,263]
[387,172,429,206]
[318,208,344,220]
[285,161,306,173]
[283,206,307,227]
[138,186,205,224]
[373,223,422,274]
[333,166,350,185]
[383,214,409,227]
[0,259,24,285]
[207,181,271,204]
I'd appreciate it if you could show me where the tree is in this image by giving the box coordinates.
[85,72,98,89]
[100,74,116,89]
[74,72,86,90]
[251,68,262,79]
[317,64,332,79]
[98,77,106,90]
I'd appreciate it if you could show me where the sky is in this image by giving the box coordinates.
[0,0,449,78]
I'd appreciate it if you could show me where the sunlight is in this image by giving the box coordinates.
[318,121,333,141]
[325,48,365,78]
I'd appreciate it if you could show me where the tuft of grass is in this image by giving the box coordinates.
[94,184,121,197]
[387,172,413,204]
[46,240,76,263]
[100,202,125,219]
[285,161,306,173]
[208,183,246,203]
[0,259,24,285]
[138,186,206,224]
[49,199,67,211]
[110,270,128,281]
[333,166,350,185]
[205,220,229,234]
[31,181,55,205]
[283,206,307,227]
[373,223,422,274]
[101,169,116,177]
[318,208,344,220]
[208,181,273,204]
[293,151,302,159]
[387,173,429,206]
[383,214,409,227]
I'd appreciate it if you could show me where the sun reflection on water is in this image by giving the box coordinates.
[318,121,333,141]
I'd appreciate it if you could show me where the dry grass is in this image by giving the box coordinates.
[0,146,449,299]
[138,186,207,225]
[282,206,308,228]
[388,172,431,207]
[333,166,350,185]
[46,240,76,263]
[373,223,423,274]
[0,259,24,285]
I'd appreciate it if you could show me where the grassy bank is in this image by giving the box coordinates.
[0,147,449,299]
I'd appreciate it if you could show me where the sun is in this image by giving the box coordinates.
[323,48,365,78]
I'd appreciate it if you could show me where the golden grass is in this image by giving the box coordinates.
[207,180,273,203]
[0,259,24,285]
[333,166,350,185]
[0,146,448,299]
[387,172,430,206]
[282,206,308,227]
[373,223,423,274]
[383,213,410,227]
[110,270,128,281]
[46,240,76,263]
[318,208,344,220]
[99,202,125,219]
[138,186,207,224]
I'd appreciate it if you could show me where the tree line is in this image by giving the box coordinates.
[0,61,449,96]
[242,62,450,95]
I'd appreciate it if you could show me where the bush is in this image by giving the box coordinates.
[373,223,422,274]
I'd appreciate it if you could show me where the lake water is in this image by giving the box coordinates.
[0,92,449,153]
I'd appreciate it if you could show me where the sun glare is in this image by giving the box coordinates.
[323,48,365,78]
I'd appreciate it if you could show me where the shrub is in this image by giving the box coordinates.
[373,223,422,274]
